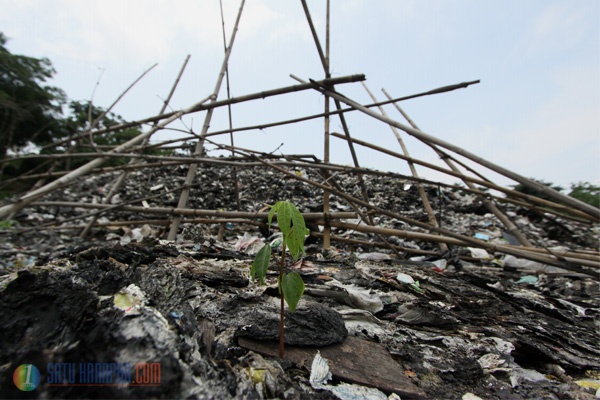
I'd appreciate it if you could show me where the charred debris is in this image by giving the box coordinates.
[1,1,599,399]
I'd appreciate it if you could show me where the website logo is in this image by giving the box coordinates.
[13,364,41,391]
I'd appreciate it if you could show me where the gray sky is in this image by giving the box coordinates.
[2,0,599,190]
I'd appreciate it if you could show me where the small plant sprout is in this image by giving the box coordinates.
[250,201,309,358]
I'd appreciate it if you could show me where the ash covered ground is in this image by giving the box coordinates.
[1,160,599,399]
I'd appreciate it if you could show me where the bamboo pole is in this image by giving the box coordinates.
[219,0,241,211]
[34,75,366,153]
[307,82,600,220]
[80,55,191,238]
[380,88,534,248]
[241,151,594,272]
[30,201,357,221]
[362,82,448,252]
[327,221,599,273]
[299,0,332,249]
[329,132,594,221]
[167,0,246,240]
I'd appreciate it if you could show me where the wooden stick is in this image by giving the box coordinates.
[81,56,191,238]
[330,132,594,221]
[168,0,246,240]
[362,82,447,252]
[33,74,365,153]
[380,87,533,248]
[307,82,600,220]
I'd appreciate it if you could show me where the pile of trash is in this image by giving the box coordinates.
[1,160,599,399]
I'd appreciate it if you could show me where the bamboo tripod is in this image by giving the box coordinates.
[0,1,598,278]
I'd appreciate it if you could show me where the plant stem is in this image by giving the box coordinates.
[279,241,287,358]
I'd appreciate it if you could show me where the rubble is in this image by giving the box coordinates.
[0,160,598,398]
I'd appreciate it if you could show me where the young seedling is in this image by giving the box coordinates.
[250,201,309,358]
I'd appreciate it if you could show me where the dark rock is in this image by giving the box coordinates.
[237,303,348,346]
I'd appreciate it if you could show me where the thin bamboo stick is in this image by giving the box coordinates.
[81,55,191,238]
[241,150,595,272]
[34,75,366,153]
[29,201,357,220]
[362,82,447,252]
[330,132,595,221]
[167,0,246,240]
[307,82,600,220]
[300,0,332,249]
[328,222,599,273]
[380,87,533,248]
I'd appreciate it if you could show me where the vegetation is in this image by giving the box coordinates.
[512,179,599,209]
[569,182,600,209]
[0,32,171,188]
[250,201,309,358]
[0,32,67,156]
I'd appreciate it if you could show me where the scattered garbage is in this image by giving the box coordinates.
[1,164,598,399]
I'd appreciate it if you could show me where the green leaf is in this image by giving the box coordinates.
[268,201,308,261]
[280,272,305,312]
[251,244,271,285]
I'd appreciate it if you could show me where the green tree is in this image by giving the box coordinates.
[569,182,600,209]
[0,32,66,155]
[60,100,145,168]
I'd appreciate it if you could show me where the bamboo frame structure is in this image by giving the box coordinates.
[0,2,598,280]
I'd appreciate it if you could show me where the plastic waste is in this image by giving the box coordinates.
[467,247,491,260]
[474,232,489,241]
[357,252,392,261]
[516,275,538,284]
[234,232,264,254]
[323,279,384,313]
[113,284,146,316]
[396,272,423,293]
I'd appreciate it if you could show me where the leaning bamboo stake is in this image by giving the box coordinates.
[242,150,594,273]
[167,0,246,240]
[29,201,357,221]
[299,0,332,249]
[307,82,600,220]
[362,82,448,252]
[0,93,215,219]
[327,221,599,273]
[330,132,594,221]
[80,56,191,238]
[219,0,241,211]
[380,88,534,248]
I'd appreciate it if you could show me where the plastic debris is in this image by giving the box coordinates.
[467,247,491,260]
[474,232,489,241]
[516,275,538,284]
[357,252,392,261]
[113,284,146,316]
[234,232,264,254]
[396,272,423,293]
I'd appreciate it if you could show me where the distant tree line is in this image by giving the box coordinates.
[0,32,161,184]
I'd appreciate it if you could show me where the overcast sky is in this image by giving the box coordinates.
[1,0,598,190]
